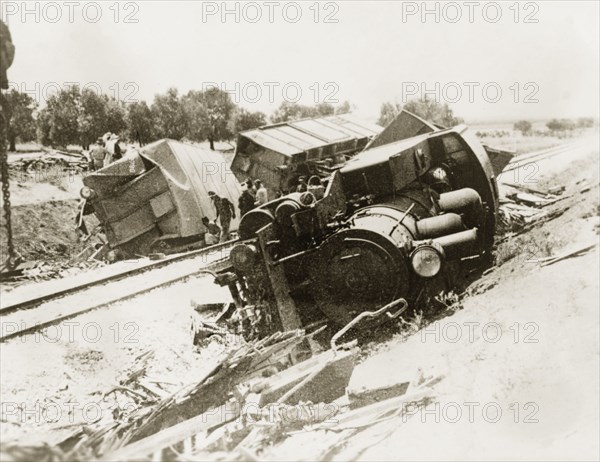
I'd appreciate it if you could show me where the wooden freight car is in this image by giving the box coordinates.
[82,139,242,257]
[230,114,382,199]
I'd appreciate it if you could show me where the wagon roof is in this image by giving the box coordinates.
[238,113,382,157]
[139,139,242,215]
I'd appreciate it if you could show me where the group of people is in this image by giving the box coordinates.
[203,175,324,245]
[203,178,268,245]
[88,133,124,171]
[238,178,268,216]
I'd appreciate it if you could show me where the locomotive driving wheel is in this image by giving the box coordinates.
[310,228,410,326]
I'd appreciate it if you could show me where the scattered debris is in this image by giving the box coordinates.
[0,300,456,462]
[8,152,88,176]
[498,183,571,235]
[503,181,565,198]
[538,242,597,266]
[0,259,106,285]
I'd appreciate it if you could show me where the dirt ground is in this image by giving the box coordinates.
[0,132,598,459]
[0,200,84,263]
[0,158,87,263]
[0,274,235,444]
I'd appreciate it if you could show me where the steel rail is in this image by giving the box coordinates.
[0,240,237,316]
[501,140,586,174]
[0,258,233,342]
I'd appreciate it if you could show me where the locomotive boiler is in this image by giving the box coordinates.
[219,113,501,334]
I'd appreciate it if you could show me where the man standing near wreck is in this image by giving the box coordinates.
[255,180,268,206]
[208,191,236,242]
[238,187,255,217]
[89,138,110,170]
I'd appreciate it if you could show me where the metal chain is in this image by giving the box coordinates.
[0,94,16,270]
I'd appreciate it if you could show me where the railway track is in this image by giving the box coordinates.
[0,241,237,342]
[500,139,589,174]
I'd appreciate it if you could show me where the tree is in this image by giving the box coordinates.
[403,98,463,127]
[377,98,463,128]
[76,91,126,149]
[4,89,37,151]
[314,102,335,117]
[37,85,81,148]
[104,97,127,136]
[78,89,108,150]
[36,108,52,146]
[546,118,575,132]
[514,120,532,135]
[151,88,188,140]
[200,87,235,150]
[228,108,266,135]
[576,117,594,129]
[270,102,317,123]
[181,90,208,142]
[335,100,353,115]
[270,101,353,123]
[377,101,401,126]
[36,85,128,149]
[126,101,154,145]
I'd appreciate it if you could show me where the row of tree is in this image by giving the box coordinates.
[3,86,356,151]
[5,85,472,151]
[514,117,595,135]
[6,85,597,152]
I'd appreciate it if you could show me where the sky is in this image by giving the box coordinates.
[2,0,599,123]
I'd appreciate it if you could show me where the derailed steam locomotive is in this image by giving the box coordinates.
[218,112,503,333]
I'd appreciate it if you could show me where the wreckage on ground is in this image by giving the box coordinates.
[81,139,242,258]
[214,111,514,337]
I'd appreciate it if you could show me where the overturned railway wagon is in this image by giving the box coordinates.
[82,139,242,257]
[230,114,382,198]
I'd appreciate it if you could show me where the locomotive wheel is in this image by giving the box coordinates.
[238,208,275,240]
[310,229,410,326]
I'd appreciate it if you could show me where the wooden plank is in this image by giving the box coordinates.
[256,224,302,331]
[100,403,237,462]
[258,348,359,406]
